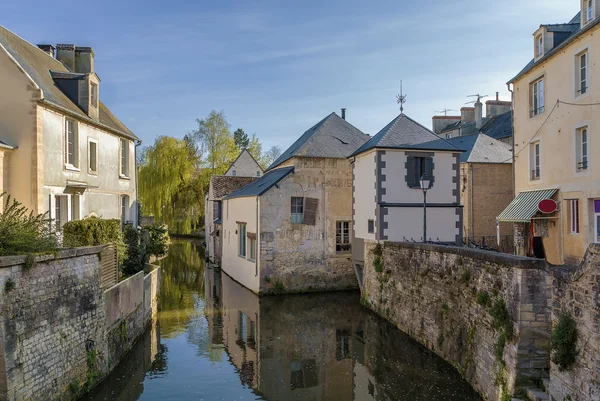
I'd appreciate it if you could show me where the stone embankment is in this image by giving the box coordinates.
[0,246,160,401]
[360,241,600,401]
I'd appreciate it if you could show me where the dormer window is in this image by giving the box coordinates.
[586,0,594,23]
[90,82,98,107]
[536,35,543,57]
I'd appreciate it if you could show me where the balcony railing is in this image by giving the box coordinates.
[530,106,545,117]
[577,161,588,171]
[531,168,540,180]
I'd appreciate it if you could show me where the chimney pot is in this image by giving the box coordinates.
[496,92,499,101]
[341,108,346,120]
[37,44,55,58]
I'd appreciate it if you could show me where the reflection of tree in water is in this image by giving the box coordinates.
[148,343,169,377]
[158,240,206,338]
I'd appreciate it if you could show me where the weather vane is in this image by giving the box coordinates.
[396,80,407,114]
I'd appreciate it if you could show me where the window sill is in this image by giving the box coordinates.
[574,91,589,101]
[119,174,130,180]
[248,258,256,263]
[89,170,98,176]
[65,164,81,172]
[238,254,247,260]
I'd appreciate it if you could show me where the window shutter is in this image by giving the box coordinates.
[303,198,319,225]
[406,156,416,188]
[424,157,434,187]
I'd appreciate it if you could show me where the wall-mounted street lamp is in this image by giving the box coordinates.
[420,175,431,242]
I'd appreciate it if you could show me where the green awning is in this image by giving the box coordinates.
[497,188,558,223]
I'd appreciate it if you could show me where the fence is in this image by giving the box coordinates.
[100,244,118,289]
[463,235,515,254]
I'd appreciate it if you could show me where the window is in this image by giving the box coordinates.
[586,0,594,22]
[238,222,247,257]
[531,78,545,116]
[336,221,351,253]
[88,139,98,174]
[335,329,351,360]
[248,234,257,261]
[291,197,304,224]
[368,219,374,234]
[213,200,222,221]
[120,138,129,177]
[406,156,434,188]
[445,134,453,139]
[577,52,588,95]
[568,199,580,234]
[256,171,260,177]
[576,127,589,171]
[71,195,80,221]
[90,82,98,107]
[594,199,600,243]
[120,195,129,223]
[65,118,78,167]
[54,195,68,228]
[232,170,237,176]
[536,35,543,57]
[530,142,541,180]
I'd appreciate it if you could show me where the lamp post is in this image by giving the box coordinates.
[420,175,430,242]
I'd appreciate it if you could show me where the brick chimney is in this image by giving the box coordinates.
[475,98,483,129]
[74,47,94,73]
[460,107,475,123]
[56,44,75,71]
[37,44,55,58]
[432,115,461,134]
[486,92,512,117]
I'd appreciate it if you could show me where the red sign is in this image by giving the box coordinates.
[538,199,557,214]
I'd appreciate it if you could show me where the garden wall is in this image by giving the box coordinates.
[361,240,552,401]
[0,248,160,401]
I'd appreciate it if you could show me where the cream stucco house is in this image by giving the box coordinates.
[500,3,600,264]
[0,26,138,226]
[351,113,463,273]
[221,112,369,294]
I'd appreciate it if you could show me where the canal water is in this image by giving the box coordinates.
[85,239,482,401]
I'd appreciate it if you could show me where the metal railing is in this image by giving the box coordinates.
[577,161,588,171]
[531,168,540,180]
[463,235,515,254]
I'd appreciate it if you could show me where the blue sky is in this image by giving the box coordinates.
[1,0,579,150]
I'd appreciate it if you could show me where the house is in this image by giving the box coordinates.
[0,26,138,225]
[221,111,369,294]
[351,113,462,272]
[446,134,513,246]
[499,4,600,264]
[205,149,262,265]
[0,140,16,210]
[432,93,513,143]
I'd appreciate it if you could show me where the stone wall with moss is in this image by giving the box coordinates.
[361,240,552,401]
[548,244,600,401]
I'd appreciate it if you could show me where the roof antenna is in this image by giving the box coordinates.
[396,80,407,114]
[435,108,457,116]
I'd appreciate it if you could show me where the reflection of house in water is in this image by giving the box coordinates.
[205,269,482,401]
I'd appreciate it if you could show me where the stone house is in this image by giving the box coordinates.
[0,26,138,225]
[220,112,369,294]
[432,93,513,144]
[446,133,513,242]
[351,113,462,272]
[204,149,262,266]
[500,4,600,264]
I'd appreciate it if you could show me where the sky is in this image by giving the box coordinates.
[0,0,580,151]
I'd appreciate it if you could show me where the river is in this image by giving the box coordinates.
[85,239,482,401]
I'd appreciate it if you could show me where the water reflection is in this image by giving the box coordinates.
[85,239,481,401]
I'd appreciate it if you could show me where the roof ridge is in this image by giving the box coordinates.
[401,114,460,149]
[0,25,56,62]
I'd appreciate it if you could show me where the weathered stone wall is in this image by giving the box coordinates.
[0,249,160,401]
[361,240,552,401]
[259,157,357,294]
[548,244,600,401]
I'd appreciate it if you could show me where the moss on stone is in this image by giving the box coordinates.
[3,278,15,294]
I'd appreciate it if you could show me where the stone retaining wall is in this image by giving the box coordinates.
[361,240,552,401]
[0,248,160,401]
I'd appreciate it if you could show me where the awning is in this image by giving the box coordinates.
[497,188,558,223]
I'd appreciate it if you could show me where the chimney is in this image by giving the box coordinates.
[56,44,75,71]
[341,108,346,120]
[460,107,475,123]
[485,92,512,117]
[37,44,55,58]
[475,98,483,129]
[496,92,499,101]
[432,115,461,135]
[74,47,94,73]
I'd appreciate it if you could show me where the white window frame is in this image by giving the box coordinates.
[530,141,541,180]
[336,221,351,253]
[119,138,129,178]
[88,138,98,174]
[291,197,304,224]
[595,200,600,243]
[575,126,589,172]
[248,235,256,261]
[120,194,129,224]
[71,194,80,221]
[536,34,543,57]
[90,82,98,107]
[569,199,580,234]
[531,78,545,117]
[64,118,79,169]
[238,222,247,258]
[586,0,594,23]
[576,51,588,97]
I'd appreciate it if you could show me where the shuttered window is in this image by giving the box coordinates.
[406,156,434,188]
[291,197,304,223]
[303,198,318,225]
[290,197,318,225]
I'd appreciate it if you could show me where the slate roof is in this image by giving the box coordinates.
[479,111,513,140]
[447,134,512,164]
[509,12,591,83]
[0,25,138,141]
[226,167,294,199]
[210,176,257,200]
[267,112,369,170]
[351,113,461,157]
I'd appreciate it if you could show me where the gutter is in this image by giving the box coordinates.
[135,139,142,227]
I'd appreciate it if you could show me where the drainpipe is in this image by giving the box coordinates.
[135,139,142,227]
[507,83,515,198]
[470,163,475,242]
[256,196,259,278]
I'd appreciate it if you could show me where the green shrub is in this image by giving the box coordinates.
[122,224,143,277]
[62,217,126,264]
[373,257,384,273]
[491,298,513,340]
[460,269,471,284]
[551,312,578,371]
[495,332,506,362]
[476,291,491,307]
[143,224,170,259]
[0,193,58,256]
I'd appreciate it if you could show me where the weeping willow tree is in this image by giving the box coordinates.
[139,136,198,234]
